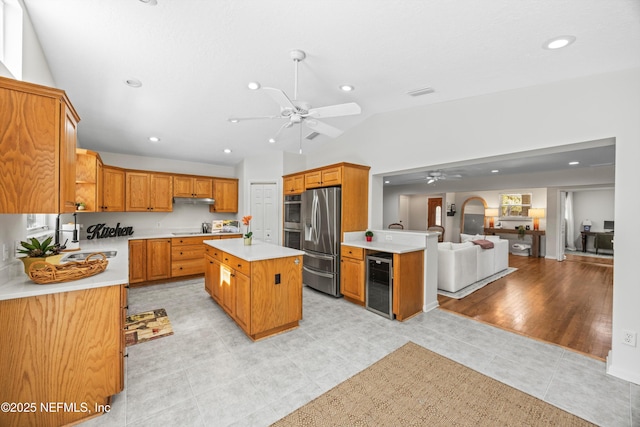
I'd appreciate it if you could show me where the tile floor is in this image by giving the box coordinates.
[84,279,638,427]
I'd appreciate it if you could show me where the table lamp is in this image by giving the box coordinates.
[529,208,545,231]
[485,208,499,228]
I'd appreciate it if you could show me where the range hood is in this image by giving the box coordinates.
[172,197,216,205]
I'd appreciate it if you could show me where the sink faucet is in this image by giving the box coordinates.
[55,213,79,248]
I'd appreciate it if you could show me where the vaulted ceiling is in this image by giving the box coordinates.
[22,0,640,170]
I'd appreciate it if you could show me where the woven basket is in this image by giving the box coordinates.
[28,252,109,284]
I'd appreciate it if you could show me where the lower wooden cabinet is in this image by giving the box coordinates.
[0,284,126,427]
[129,238,171,284]
[172,236,206,277]
[204,250,303,340]
[340,245,365,305]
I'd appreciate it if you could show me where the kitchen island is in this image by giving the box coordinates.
[204,239,305,340]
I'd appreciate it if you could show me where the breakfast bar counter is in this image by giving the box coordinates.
[203,239,305,340]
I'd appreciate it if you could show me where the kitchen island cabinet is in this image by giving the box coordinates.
[0,76,79,214]
[204,239,304,340]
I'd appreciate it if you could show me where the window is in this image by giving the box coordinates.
[435,206,442,226]
[499,193,531,217]
[26,214,48,232]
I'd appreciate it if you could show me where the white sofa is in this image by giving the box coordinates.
[438,235,509,293]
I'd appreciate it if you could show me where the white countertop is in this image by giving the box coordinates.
[205,239,305,261]
[127,230,242,239]
[0,237,130,301]
[341,240,426,253]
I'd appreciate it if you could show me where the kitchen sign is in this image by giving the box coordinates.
[86,223,134,240]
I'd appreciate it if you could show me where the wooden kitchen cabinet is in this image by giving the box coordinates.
[126,171,173,212]
[283,163,370,240]
[102,166,125,211]
[283,173,305,194]
[128,238,172,284]
[0,76,79,213]
[173,175,213,198]
[75,148,103,212]
[392,250,424,321]
[172,236,207,277]
[204,247,303,340]
[128,240,147,284]
[0,284,125,427]
[210,178,238,213]
[146,238,172,281]
[340,245,365,305]
[305,166,341,189]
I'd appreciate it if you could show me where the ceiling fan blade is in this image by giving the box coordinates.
[262,87,296,111]
[304,119,343,138]
[307,102,361,119]
[228,115,285,122]
[271,121,294,141]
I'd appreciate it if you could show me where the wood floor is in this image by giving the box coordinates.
[437,254,613,360]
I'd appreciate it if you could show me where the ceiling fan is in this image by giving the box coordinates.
[425,170,463,184]
[228,49,362,152]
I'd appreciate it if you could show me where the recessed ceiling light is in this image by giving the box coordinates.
[228,118,239,123]
[384,180,390,184]
[569,161,580,165]
[247,82,261,90]
[124,78,142,88]
[339,85,354,92]
[268,138,276,144]
[148,136,160,143]
[491,169,499,173]
[223,148,232,154]
[139,0,157,5]
[543,35,576,50]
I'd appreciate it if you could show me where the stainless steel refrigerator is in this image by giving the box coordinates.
[302,186,341,297]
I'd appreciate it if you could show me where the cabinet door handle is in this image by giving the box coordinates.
[180,251,183,255]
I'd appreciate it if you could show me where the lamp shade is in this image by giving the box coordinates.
[529,208,545,218]
[484,208,499,217]
[582,219,592,226]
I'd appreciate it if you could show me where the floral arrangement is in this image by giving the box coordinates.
[242,215,253,239]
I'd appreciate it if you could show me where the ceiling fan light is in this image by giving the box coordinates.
[247,81,261,90]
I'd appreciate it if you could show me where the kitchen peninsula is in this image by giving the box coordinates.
[204,239,305,340]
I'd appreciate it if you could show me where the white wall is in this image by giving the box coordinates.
[98,151,236,178]
[310,68,640,384]
[407,195,427,230]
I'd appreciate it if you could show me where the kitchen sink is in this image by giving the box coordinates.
[62,250,118,261]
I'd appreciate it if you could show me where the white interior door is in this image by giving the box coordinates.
[250,183,278,244]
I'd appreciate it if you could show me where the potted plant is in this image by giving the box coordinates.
[365,230,374,242]
[18,236,64,274]
[242,215,253,245]
[517,225,525,239]
[76,201,86,210]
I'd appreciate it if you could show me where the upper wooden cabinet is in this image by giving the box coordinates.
[75,149,103,212]
[210,178,239,213]
[125,171,173,212]
[305,166,342,189]
[173,175,213,198]
[0,76,80,213]
[102,166,125,212]
[283,174,305,195]
[283,163,370,238]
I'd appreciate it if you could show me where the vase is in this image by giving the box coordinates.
[20,254,63,274]
[366,236,372,242]
[244,237,252,246]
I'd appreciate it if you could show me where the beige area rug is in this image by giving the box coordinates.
[272,342,594,427]
[125,308,174,346]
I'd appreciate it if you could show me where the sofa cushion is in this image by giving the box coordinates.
[438,242,452,250]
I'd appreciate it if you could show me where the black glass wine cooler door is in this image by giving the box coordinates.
[366,253,393,319]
